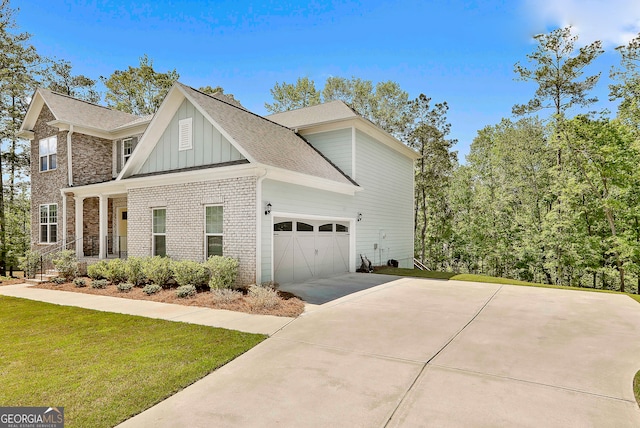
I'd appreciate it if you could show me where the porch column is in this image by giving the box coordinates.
[99,195,108,259]
[74,196,84,257]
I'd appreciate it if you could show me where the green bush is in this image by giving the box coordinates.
[142,284,162,295]
[91,279,108,289]
[172,260,210,288]
[73,277,87,288]
[19,250,41,279]
[52,277,66,285]
[52,250,78,280]
[125,256,146,286]
[105,259,127,284]
[87,260,109,280]
[116,282,133,293]
[206,256,239,289]
[175,284,197,298]
[142,256,173,288]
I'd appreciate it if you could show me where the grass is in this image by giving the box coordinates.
[0,296,266,427]
[376,268,640,304]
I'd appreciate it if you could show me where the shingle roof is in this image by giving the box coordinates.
[266,100,358,128]
[39,88,143,131]
[179,84,355,186]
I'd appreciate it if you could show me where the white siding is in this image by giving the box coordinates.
[305,128,353,177]
[138,99,244,174]
[260,128,414,281]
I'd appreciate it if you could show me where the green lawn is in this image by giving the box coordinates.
[0,296,266,427]
[375,268,640,304]
[635,370,640,407]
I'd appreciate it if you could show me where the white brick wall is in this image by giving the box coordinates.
[127,176,257,285]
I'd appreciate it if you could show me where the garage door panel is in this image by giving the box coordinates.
[274,218,351,284]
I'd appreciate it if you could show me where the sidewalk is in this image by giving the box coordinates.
[0,283,294,335]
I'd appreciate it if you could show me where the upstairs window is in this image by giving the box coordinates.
[205,206,223,257]
[39,136,57,172]
[39,204,57,243]
[122,138,133,165]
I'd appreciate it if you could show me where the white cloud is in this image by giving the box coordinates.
[524,0,640,47]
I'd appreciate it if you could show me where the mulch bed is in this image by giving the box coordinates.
[0,278,28,286]
[34,279,305,318]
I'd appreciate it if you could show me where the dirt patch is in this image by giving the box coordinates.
[34,280,305,318]
[0,278,28,286]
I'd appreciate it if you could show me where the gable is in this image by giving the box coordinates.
[137,98,245,175]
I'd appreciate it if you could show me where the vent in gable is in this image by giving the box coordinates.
[179,118,193,151]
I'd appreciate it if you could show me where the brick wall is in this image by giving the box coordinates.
[30,106,68,251]
[127,177,257,285]
[72,133,113,186]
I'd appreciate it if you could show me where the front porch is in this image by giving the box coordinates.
[61,191,128,260]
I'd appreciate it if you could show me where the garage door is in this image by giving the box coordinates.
[274,218,350,284]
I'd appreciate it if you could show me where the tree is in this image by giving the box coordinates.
[0,0,39,275]
[43,59,100,103]
[198,85,242,107]
[513,26,603,116]
[101,54,179,115]
[264,77,320,113]
[610,33,640,131]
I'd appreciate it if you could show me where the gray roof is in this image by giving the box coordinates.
[179,84,355,186]
[39,88,143,131]
[267,100,358,128]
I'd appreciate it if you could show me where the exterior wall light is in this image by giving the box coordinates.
[357,212,362,222]
[265,202,272,215]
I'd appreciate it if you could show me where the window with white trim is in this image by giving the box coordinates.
[179,117,193,151]
[205,206,223,257]
[122,138,133,165]
[39,136,57,172]
[39,204,57,243]
[152,208,166,256]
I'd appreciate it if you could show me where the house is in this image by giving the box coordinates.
[18,82,418,285]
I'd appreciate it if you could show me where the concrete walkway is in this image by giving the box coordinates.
[117,278,640,427]
[0,283,293,335]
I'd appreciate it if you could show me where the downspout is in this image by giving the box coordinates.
[255,168,268,284]
[60,189,67,248]
[67,124,74,186]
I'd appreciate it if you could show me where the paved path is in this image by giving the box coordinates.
[0,283,293,335]
[116,278,640,427]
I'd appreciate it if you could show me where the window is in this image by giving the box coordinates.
[297,222,314,232]
[39,204,57,243]
[152,208,166,256]
[179,118,193,151]
[319,223,333,232]
[274,221,292,232]
[39,136,57,172]
[122,138,133,165]
[336,224,349,232]
[205,206,223,257]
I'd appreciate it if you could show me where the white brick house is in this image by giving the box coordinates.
[19,82,418,285]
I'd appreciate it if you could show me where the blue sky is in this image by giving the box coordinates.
[14,0,640,161]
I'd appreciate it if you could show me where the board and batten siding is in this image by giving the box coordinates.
[259,128,415,281]
[304,128,353,177]
[138,99,244,175]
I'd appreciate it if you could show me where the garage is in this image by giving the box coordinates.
[273,218,350,284]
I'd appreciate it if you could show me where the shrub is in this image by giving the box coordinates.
[117,282,133,293]
[52,250,78,280]
[142,256,173,288]
[246,284,280,310]
[206,256,239,289]
[211,288,243,305]
[175,284,197,298]
[51,277,66,285]
[87,260,109,280]
[105,259,127,284]
[73,277,87,287]
[19,250,41,279]
[172,260,210,288]
[125,256,146,286]
[142,284,162,295]
[91,279,108,289]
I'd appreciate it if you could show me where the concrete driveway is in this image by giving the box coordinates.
[119,278,640,427]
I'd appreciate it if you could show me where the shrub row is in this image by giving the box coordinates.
[87,256,238,289]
